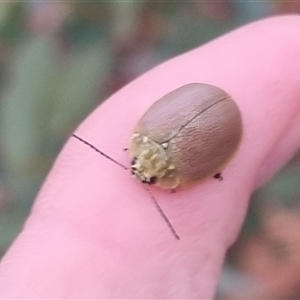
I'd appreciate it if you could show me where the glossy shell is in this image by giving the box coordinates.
[129,83,243,189]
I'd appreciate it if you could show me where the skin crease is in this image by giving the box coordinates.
[0,16,300,298]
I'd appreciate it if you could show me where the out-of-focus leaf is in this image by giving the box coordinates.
[109,1,144,42]
[64,18,108,48]
[0,35,61,173]
[0,3,11,27]
[160,18,237,56]
[0,208,29,255]
[0,3,26,45]
[261,166,300,207]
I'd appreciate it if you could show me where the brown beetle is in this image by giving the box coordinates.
[129,83,243,189]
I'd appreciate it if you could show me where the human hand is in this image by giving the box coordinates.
[1,16,300,298]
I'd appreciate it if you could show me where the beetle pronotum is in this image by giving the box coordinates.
[72,83,243,240]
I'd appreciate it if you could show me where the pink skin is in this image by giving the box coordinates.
[0,16,300,298]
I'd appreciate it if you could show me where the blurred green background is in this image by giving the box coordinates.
[0,1,299,298]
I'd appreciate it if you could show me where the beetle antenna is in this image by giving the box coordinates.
[145,184,180,240]
[72,134,129,170]
[72,133,179,240]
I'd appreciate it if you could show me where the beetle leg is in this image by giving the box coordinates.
[213,172,223,181]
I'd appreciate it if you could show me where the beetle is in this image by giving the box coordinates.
[129,83,243,189]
